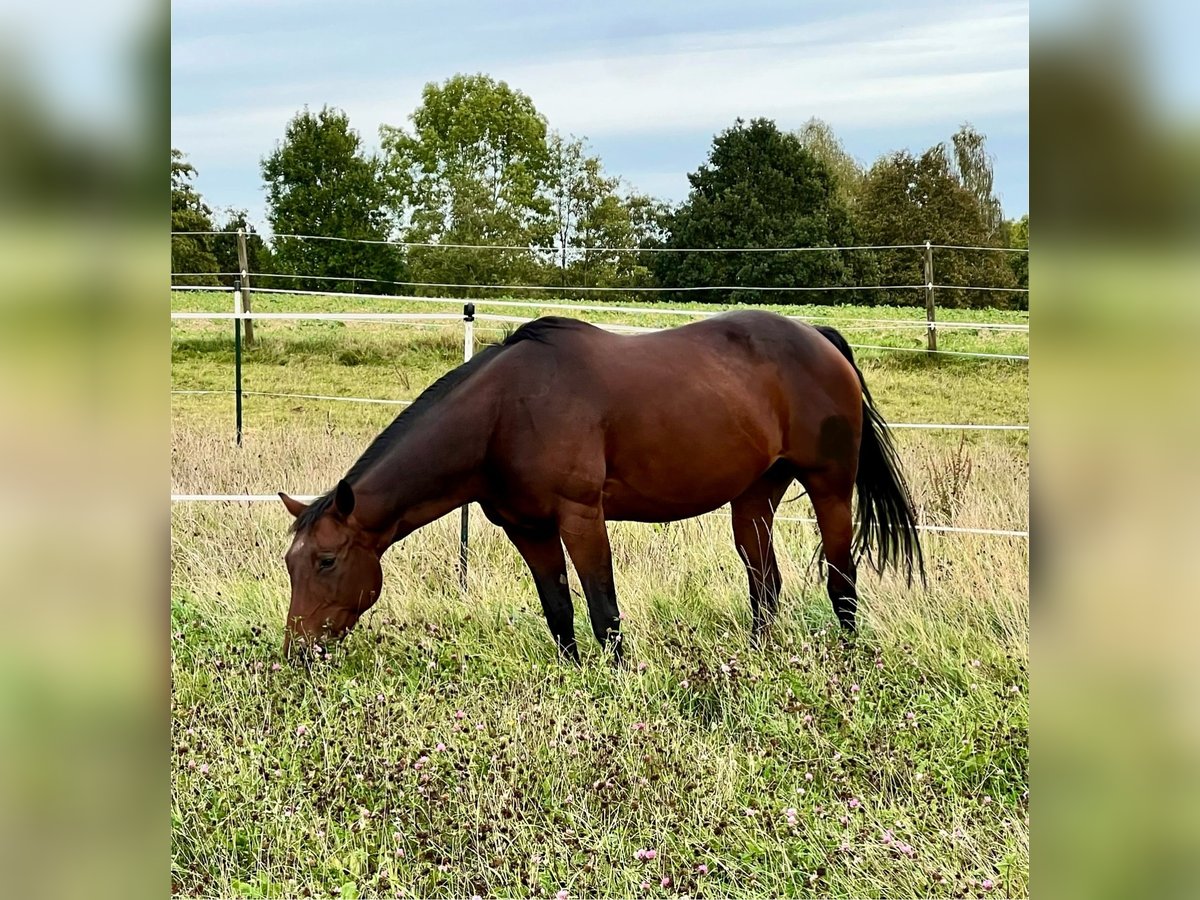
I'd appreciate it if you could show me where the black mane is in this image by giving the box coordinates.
[292,317,578,533]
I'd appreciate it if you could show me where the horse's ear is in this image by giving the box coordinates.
[278,492,308,518]
[334,479,356,517]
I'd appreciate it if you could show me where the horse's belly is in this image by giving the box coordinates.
[600,466,763,523]
[598,401,783,522]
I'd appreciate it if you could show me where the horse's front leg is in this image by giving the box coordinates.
[559,505,625,666]
[501,523,579,663]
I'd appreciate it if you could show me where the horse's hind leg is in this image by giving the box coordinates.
[804,470,859,631]
[730,464,794,646]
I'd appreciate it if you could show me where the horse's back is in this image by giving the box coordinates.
[481,312,862,522]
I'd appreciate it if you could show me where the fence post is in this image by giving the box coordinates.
[236,228,255,345]
[458,302,476,594]
[924,240,937,352]
[233,279,244,446]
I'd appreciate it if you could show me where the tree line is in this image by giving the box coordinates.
[172,74,1028,309]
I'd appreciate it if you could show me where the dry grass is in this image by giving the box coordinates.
[171,423,1027,658]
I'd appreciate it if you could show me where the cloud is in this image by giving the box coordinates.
[488,7,1027,135]
[177,1,1025,153]
[171,1,1028,216]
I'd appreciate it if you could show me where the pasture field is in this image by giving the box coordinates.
[171,294,1028,898]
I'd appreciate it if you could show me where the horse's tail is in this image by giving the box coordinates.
[815,326,926,586]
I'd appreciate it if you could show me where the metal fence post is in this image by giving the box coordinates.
[458,302,476,593]
[233,278,244,446]
[924,240,937,352]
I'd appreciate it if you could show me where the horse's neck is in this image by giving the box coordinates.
[352,396,490,542]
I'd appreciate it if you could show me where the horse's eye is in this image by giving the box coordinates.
[318,556,336,571]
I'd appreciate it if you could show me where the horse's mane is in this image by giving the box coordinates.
[292,317,578,533]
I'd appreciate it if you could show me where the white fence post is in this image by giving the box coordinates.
[458,303,475,594]
[236,227,255,345]
[233,279,244,446]
[924,240,937,352]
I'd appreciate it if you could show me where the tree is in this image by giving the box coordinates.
[949,123,1004,239]
[1002,213,1029,290]
[544,134,588,275]
[572,183,637,290]
[541,133,656,293]
[796,118,865,212]
[262,107,404,293]
[171,148,219,285]
[625,193,672,251]
[653,118,879,304]
[617,192,673,296]
[380,74,552,292]
[857,141,1018,308]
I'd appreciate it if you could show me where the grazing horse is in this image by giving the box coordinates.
[279,311,923,661]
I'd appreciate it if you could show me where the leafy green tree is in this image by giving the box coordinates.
[571,184,637,290]
[625,193,672,250]
[544,133,590,279]
[950,123,1004,238]
[542,133,658,293]
[380,75,552,292]
[1001,213,1029,289]
[614,192,673,296]
[857,141,1018,308]
[653,118,879,304]
[796,118,865,212]
[262,107,404,293]
[171,148,220,285]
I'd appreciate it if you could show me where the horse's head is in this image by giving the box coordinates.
[278,480,384,656]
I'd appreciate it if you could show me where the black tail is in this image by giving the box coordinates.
[816,326,926,586]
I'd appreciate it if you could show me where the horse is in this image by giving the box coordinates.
[278,311,923,662]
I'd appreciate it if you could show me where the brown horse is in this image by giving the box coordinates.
[279,311,923,661]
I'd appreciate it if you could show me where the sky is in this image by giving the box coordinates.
[171,0,1029,233]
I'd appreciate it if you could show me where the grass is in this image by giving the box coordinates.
[170,294,1028,898]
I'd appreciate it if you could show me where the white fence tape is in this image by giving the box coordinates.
[179,271,1026,295]
[842,343,1028,361]
[167,493,1028,538]
[170,390,1025,430]
[171,311,464,322]
[170,284,1030,332]
[172,389,412,406]
[170,310,1028,360]
[767,514,1028,537]
[178,281,933,295]
[888,423,1028,431]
